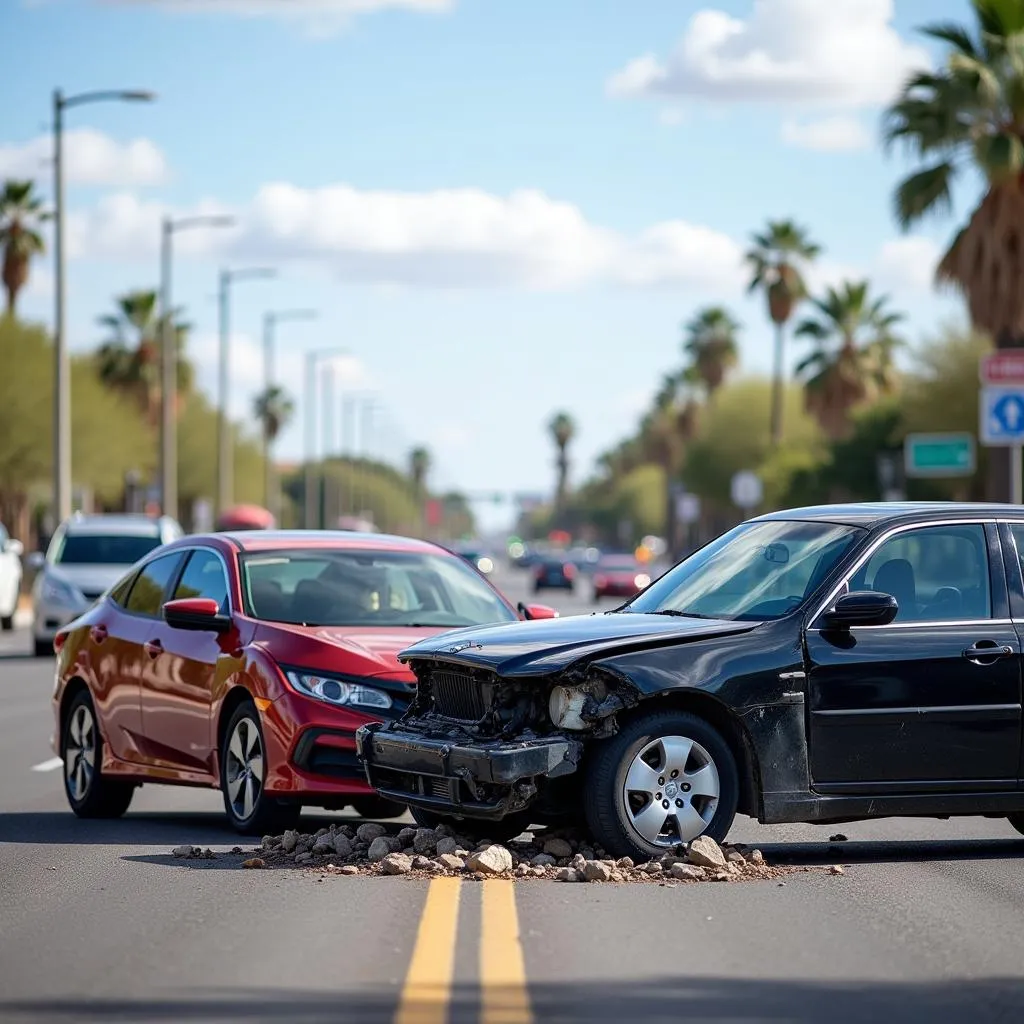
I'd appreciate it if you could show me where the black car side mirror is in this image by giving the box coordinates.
[821,591,898,630]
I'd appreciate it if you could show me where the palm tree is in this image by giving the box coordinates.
[253,385,295,444]
[794,281,904,441]
[884,1,1024,348]
[0,180,50,316]
[746,220,821,446]
[408,446,431,533]
[683,306,741,399]
[548,411,575,516]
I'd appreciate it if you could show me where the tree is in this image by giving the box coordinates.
[683,306,741,398]
[253,385,295,443]
[794,281,904,440]
[409,447,431,494]
[548,411,575,516]
[746,220,821,446]
[0,180,49,316]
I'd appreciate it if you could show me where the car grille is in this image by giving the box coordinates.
[431,669,488,721]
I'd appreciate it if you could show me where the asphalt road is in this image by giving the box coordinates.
[2,565,1024,1022]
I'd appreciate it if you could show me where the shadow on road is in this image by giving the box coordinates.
[2,977,1024,1022]
[758,837,1024,866]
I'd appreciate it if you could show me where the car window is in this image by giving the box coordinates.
[124,553,185,617]
[0,523,8,547]
[109,570,138,607]
[851,524,991,622]
[54,533,163,566]
[173,550,230,612]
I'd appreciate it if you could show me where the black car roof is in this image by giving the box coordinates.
[754,502,1024,528]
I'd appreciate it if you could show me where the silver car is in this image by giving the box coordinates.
[30,513,182,657]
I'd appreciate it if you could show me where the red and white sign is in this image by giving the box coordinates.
[981,352,1024,384]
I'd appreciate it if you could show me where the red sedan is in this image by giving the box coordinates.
[591,555,652,603]
[52,530,556,833]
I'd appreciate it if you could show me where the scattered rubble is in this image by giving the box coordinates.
[829,834,848,843]
[168,826,834,884]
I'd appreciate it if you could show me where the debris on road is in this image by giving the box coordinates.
[828,865,845,876]
[242,858,266,869]
[171,846,216,860]
[829,834,848,843]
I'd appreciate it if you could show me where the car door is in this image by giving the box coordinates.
[995,521,1024,783]
[140,547,232,777]
[805,520,1021,790]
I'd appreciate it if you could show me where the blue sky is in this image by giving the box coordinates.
[1,0,979,531]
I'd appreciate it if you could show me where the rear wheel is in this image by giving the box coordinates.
[220,701,301,835]
[410,807,534,844]
[62,690,136,819]
[350,795,407,820]
[1,614,12,631]
[34,638,52,657]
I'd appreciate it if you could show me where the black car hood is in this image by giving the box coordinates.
[398,612,759,678]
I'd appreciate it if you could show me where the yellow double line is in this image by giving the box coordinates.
[394,878,532,1024]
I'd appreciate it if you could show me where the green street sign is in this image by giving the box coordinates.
[904,432,976,478]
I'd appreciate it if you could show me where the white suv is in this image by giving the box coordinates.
[30,513,182,657]
[0,521,24,631]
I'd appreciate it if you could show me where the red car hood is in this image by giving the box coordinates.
[254,622,453,681]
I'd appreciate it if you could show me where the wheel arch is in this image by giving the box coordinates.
[58,677,91,753]
[215,684,256,777]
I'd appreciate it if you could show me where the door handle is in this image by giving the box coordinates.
[90,625,108,643]
[143,639,163,659]
[962,641,1014,663]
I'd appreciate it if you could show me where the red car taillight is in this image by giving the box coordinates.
[53,632,67,654]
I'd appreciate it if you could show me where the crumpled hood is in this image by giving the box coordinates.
[399,612,760,678]
[48,564,126,597]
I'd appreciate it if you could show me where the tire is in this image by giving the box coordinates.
[1007,813,1024,837]
[34,638,52,657]
[350,795,407,820]
[583,709,739,862]
[62,689,136,819]
[410,806,534,844]
[1,614,13,631]
[220,700,301,835]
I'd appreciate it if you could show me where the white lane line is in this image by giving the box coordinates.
[31,757,63,772]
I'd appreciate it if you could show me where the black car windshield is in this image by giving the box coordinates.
[626,520,862,621]
[54,534,163,565]
[240,548,518,628]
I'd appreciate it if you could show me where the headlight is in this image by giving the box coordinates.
[285,670,393,710]
[41,575,81,606]
[634,573,651,589]
[548,685,589,730]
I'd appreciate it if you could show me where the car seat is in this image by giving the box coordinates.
[872,558,917,620]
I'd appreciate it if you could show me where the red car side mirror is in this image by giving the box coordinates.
[518,602,559,621]
[163,597,232,633]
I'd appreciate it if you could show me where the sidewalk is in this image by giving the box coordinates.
[14,594,31,629]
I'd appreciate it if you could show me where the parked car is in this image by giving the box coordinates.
[592,554,651,603]
[533,557,576,593]
[0,521,24,631]
[31,514,183,657]
[51,529,557,833]
[358,503,1024,858]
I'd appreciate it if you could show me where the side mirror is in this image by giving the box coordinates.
[821,591,898,630]
[26,551,45,571]
[163,597,232,633]
[518,601,559,621]
[4,539,24,557]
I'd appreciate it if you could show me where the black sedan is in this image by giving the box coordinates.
[532,557,576,592]
[357,503,1024,860]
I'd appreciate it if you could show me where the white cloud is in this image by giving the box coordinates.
[874,236,942,294]
[0,128,168,187]
[607,0,929,108]
[780,115,872,152]
[63,182,747,294]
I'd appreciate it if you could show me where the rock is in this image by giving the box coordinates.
[413,829,439,855]
[531,866,547,878]
[381,853,413,875]
[281,830,300,853]
[570,853,587,873]
[726,850,746,865]
[828,865,845,876]
[435,837,460,856]
[750,849,765,865]
[687,835,727,870]
[579,847,595,862]
[171,845,194,858]
[412,855,434,870]
[356,822,388,843]
[531,853,557,867]
[398,827,417,842]
[555,867,581,882]
[339,865,360,875]
[332,834,353,858]
[367,837,394,862]
[670,863,705,881]
[312,839,333,856]
[261,835,277,850]
[467,845,514,875]
[242,857,266,869]
[295,852,313,864]
[514,864,531,877]
[315,827,329,838]
[437,854,466,871]
[616,857,634,870]
[583,860,612,882]
[829,834,848,843]
[543,837,573,858]
[640,861,663,875]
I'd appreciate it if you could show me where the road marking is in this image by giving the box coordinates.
[394,877,462,1024]
[480,880,532,1024]
[31,757,63,773]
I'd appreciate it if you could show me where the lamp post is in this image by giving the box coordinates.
[159,214,235,522]
[52,87,155,524]
[261,309,317,520]
[216,266,276,519]
[303,348,346,529]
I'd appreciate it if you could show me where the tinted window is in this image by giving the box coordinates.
[174,550,229,611]
[55,533,162,566]
[109,571,138,607]
[851,524,991,622]
[125,553,184,617]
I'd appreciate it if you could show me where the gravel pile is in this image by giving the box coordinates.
[171,825,837,884]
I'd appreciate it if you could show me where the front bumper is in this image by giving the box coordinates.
[356,722,583,819]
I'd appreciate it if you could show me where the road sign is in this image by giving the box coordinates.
[730,470,763,510]
[981,352,1024,384]
[981,386,1024,445]
[903,433,975,478]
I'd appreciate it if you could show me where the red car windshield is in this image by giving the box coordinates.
[239,548,517,628]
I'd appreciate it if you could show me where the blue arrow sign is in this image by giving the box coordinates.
[981,386,1024,444]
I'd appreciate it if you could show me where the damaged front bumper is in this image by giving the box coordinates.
[355,721,583,820]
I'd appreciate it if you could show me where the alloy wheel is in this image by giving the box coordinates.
[65,704,96,803]
[225,716,265,823]
[622,734,720,847]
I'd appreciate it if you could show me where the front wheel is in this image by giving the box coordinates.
[62,690,136,819]
[410,807,533,844]
[583,709,739,862]
[0,614,13,631]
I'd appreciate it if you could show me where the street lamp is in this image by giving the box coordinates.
[303,348,346,529]
[52,87,155,524]
[216,266,276,519]
[159,214,236,522]
[262,309,317,520]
